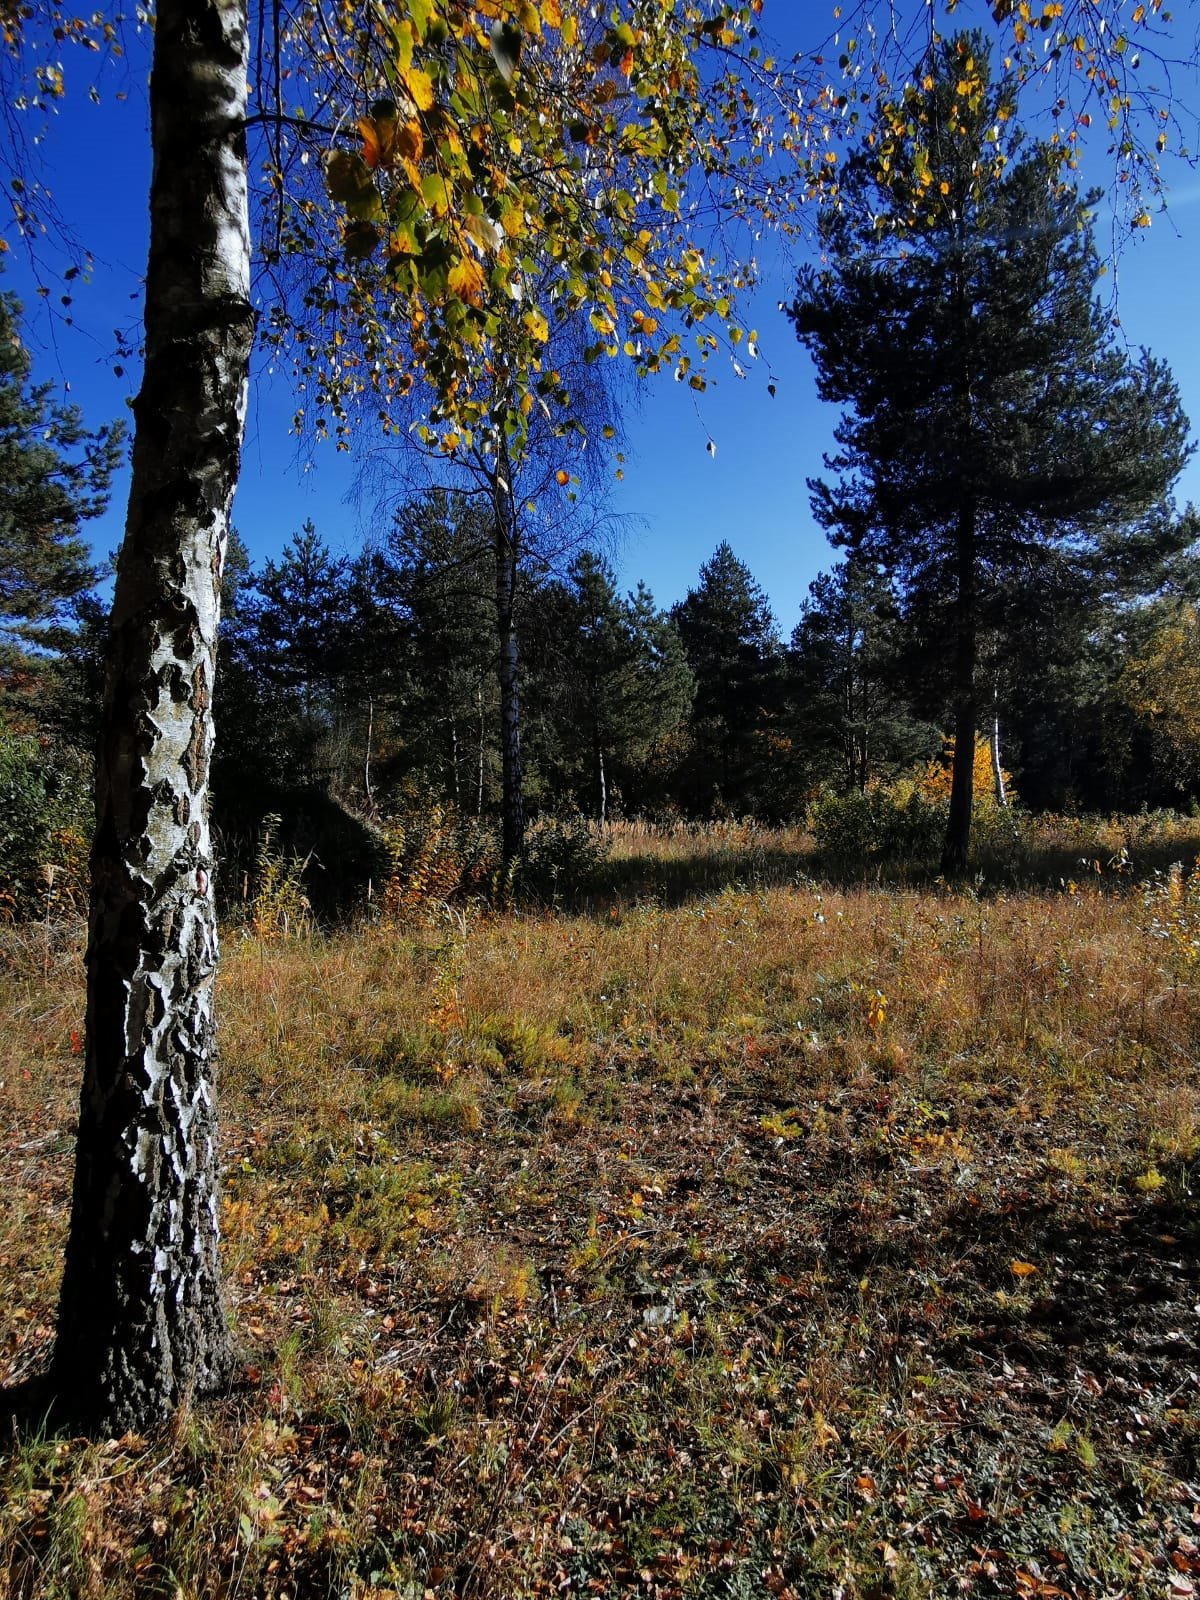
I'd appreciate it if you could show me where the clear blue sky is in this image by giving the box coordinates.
[6,5,1199,636]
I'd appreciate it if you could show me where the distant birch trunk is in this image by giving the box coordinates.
[942,503,977,876]
[364,695,375,807]
[990,703,1008,808]
[493,474,525,863]
[52,0,254,1434]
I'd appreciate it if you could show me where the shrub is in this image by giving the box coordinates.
[515,815,611,903]
[0,730,91,919]
[377,792,500,921]
[245,813,313,938]
[809,786,946,867]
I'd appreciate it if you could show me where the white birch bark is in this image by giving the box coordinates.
[53,0,254,1433]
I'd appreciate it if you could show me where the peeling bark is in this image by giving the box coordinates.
[52,0,254,1434]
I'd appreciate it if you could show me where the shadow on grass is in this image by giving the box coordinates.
[942,1179,1199,1388]
[0,1374,55,1440]
[817,1156,1200,1412]
[585,844,818,909]
[569,828,1200,914]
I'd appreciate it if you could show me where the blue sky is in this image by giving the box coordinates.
[6,5,1199,636]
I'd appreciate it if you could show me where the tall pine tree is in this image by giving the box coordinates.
[0,285,121,721]
[671,542,783,817]
[791,34,1193,870]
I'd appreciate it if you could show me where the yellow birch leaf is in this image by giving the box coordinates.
[447,254,485,304]
[399,66,435,112]
[421,172,451,216]
[522,308,549,342]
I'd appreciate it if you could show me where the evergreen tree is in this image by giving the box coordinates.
[541,554,693,819]
[671,542,783,816]
[245,521,355,786]
[361,490,499,810]
[790,34,1194,870]
[0,285,121,721]
[210,528,289,798]
[788,558,937,793]
[618,581,695,814]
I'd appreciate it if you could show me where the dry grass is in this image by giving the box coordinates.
[2,827,1200,1598]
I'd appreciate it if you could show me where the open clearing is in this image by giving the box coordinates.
[3,844,1200,1598]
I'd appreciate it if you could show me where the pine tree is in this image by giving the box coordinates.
[0,284,121,719]
[245,521,354,786]
[211,529,289,799]
[788,559,936,794]
[791,33,1194,871]
[361,490,499,810]
[671,542,783,817]
[542,554,693,819]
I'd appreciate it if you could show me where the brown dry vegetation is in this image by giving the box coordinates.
[2,820,1200,1599]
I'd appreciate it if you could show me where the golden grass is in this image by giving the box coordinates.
[3,842,1200,1597]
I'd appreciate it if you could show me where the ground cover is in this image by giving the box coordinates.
[2,832,1199,1598]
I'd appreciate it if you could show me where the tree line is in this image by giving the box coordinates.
[6,34,1195,893]
[6,399,1200,909]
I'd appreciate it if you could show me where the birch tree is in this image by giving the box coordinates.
[49,0,255,1432]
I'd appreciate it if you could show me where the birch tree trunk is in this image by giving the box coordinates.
[990,684,1008,807]
[942,504,978,876]
[493,494,525,864]
[52,0,254,1434]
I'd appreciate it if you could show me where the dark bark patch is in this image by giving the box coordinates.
[185,713,207,791]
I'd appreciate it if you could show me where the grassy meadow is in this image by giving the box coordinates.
[3,816,1200,1598]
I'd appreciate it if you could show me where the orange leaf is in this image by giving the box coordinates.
[358,116,384,169]
[395,119,423,162]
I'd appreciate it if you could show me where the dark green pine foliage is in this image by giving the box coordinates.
[0,286,122,718]
[788,558,938,794]
[210,527,287,793]
[540,552,693,819]
[360,489,499,810]
[790,33,1193,871]
[671,541,784,817]
[244,520,355,786]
